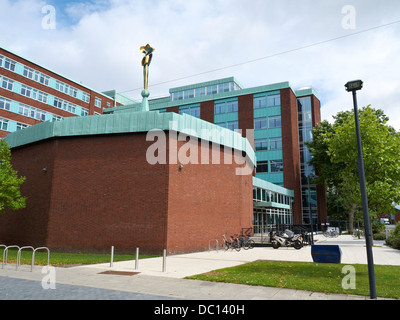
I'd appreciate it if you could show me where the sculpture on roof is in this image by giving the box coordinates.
[140,44,154,91]
[140,44,154,112]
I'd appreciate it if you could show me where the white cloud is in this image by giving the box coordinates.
[1,0,399,129]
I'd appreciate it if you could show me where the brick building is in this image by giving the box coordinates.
[0,46,124,138]
[2,111,255,254]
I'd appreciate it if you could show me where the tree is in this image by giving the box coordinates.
[306,106,400,232]
[0,139,26,214]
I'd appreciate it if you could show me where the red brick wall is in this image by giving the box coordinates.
[166,137,253,253]
[0,131,253,255]
[280,88,302,223]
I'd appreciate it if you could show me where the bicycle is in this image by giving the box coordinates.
[222,233,241,251]
[239,234,255,250]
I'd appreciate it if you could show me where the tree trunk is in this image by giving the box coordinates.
[348,203,357,234]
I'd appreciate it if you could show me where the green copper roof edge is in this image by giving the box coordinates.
[252,176,294,197]
[5,111,256,166]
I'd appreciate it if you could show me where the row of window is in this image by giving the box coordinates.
[0,95,65,123]
[256,159,283,173]
[254,115,281,129]
[1,76,90,116]
[171,81,240,101]
[0,54,104,107]
[0,117,31,132]
[255,137,282,151]
[253,187,292,205]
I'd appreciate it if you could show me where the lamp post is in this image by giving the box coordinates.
[345,80,377,299]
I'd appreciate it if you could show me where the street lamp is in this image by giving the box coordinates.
[345,80,377,299]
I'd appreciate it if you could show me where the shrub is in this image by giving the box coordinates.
[373,233,386,240]
[372,221,385,234]
[386,222,400,250]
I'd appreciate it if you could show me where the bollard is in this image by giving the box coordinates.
[135,247,139,270]
[162,249,166,272]
[110,246,114,268]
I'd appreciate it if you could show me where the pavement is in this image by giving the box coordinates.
[0,234,399,301]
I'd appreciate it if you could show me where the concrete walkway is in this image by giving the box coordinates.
[1,235,399,300]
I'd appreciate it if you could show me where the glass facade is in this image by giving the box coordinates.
[297,97,317,225]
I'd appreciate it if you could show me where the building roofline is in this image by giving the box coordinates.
[0,46,115,101]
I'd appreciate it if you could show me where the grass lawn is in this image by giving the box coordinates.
[1,248,157,267]
[187,260,400,299]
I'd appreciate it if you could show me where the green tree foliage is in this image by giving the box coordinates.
[0,139,26,213]
[306,106,400,231]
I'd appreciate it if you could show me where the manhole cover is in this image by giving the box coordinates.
[98,271,140,276]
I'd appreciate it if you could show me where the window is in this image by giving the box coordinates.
[82,92,90,103]
[214,102,225,115]
[52,115,63,121]
[53,97,63,109]
[254,96,266,109]
[268,94,281,106]
[256,161,268,173]
[270,137,282,150]
[270,160,284,172]
[36,109,46,121]
[207,85,218,95]
[1,77,14,91]
[39,74,50,86]
[227,101,238,113]
[0,97,11,111]
[33,90,48,103]
[255,138,268,151]
[21,85,32,98]
[69,87,78,98]
[4,58,16,72]
[18,104,31,117]
[16,123,29,131]
[0,118,9,131]
[195,87,206,97]
[81,108,89,116]
[0,55,3,67]
[254,117,267,130]
[227,121,238,131]
[94,97,102,108]
[268,116,281,128]
[23,66,34,79]
[184,89,194,99]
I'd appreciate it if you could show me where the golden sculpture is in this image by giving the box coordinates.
[140,44,154,91]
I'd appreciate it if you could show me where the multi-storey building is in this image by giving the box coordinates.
[105,77,327,229]
[0,47,119,138]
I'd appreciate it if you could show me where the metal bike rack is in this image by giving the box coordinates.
[2,245,20,269]
[32,247,50,272]
[208,239,219,252]
[16,246,35,270]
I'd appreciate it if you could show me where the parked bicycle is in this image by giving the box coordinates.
[323,229,339,238]
[222,233,241,251]
[239,234,255,250]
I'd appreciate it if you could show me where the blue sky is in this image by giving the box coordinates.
[1,0,400,130]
